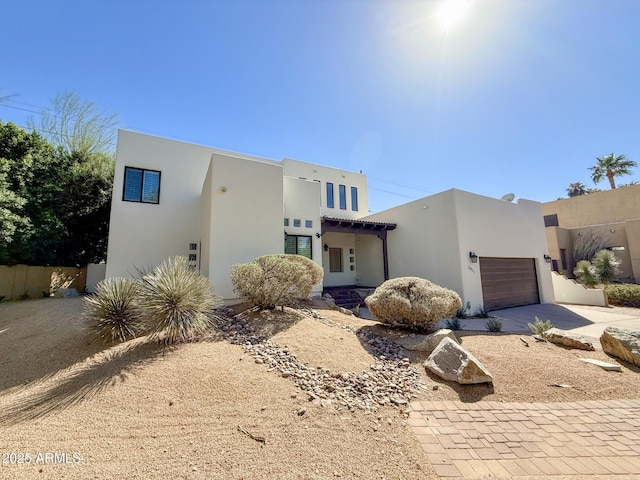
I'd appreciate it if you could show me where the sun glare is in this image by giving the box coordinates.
[435,0,474,32]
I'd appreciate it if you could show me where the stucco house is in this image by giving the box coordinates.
[543,185,640,283]
[106,130,554,311]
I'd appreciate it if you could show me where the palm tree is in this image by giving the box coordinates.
[589,153,637,189]
[566,182,587,197]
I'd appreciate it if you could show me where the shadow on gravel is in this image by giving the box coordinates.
[0,338,166,426]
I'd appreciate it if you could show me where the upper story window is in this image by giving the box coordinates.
[123,167,161,204]
[326,182,334,208]
[339,184,346,210]
[351,186,358,211]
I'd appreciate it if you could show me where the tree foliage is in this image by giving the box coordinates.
[589,153,636,189]
[592,249,621,285]
[566,182,587,197]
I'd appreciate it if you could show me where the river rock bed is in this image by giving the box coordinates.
[212,307,425,411]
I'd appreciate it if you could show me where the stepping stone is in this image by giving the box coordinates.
[579,358,623,372]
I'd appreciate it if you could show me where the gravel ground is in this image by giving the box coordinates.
[1,297,639,479]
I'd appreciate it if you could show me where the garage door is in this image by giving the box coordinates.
[480,257,539,310]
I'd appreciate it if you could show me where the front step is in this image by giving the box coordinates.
[322,287,373,310]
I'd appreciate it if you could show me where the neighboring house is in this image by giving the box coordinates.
[543,185,640,283]
[106,130,554,311]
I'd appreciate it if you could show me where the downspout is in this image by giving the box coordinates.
[378,231,389,280]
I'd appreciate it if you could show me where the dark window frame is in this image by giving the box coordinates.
[339,184,346,210]
[327,182,335,208]
[284,234,313,259]
[123,166,161,204]
[351,186,358,211]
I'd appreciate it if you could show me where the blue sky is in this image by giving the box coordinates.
[2,0,639,213]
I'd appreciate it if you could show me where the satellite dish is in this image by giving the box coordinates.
[501,193,515,202]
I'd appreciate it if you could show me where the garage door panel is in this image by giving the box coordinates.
[480,257,539,310]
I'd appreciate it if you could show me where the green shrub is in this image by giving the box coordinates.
[364,276,462,331]
[528,316,554,337]
[445,317,464,331]
[475,305,490,318]
[231,254,323,309]
[485,317,502,332]
[84,277,142,343]
[138,256,222,344]
[573,260,599,287]
[605,284,640,308]
[592,249,621,284]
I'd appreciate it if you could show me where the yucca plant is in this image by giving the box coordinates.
[484,317,502,332]
[527,316,554,337]
[84,277,142,343]
[573,260,599,287]
[137,256,221,344]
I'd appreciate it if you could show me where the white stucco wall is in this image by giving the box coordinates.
[321,232,357,286]
[354,234,385,287]
[364,189,554,312]
[203,153,285,300]
[282,158,367,219]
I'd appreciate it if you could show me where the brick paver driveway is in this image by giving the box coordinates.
[409,399,640,479]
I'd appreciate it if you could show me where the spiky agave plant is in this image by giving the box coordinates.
[84,277,142,343]
[138,256,221,344]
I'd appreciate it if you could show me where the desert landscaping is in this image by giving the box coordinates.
[1,296,639,479]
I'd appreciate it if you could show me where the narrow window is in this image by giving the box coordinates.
[293,219,301,227]
[351,186,358,211]
[329,248,343,272]
[326,182,334,208]
[560,249,567,270]
[284,218,289,226]
[123,167,161,204]
[305,220,313,228]
[284,235,313,259]
[339,184,346,210]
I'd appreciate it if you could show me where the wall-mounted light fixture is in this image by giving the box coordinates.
[544,254,552,263]
[316,233,321,238]
[469,251,478,263]
[324,244,329,252]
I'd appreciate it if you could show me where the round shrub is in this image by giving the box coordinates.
[84,277,142,343]
[605,284,640,308]
[364,276,462,331]
[137,256,222,344]
[231,254,323,309]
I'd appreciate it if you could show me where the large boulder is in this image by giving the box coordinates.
[544,328,596,351]
[397,329,459,355]
[424,337,493,384]
[600,326,640,367]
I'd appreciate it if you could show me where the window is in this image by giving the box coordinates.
[305,220,313,228]
[293,219,301,227]
[560,249,567,270]
[123,167,161,204]
[339,184,346,210]
[285,235,312,258]
[284,218,289,226]
[326,182,334,208]
[329,248,343,272]
[544,214,559,227]
[351,186,358,211]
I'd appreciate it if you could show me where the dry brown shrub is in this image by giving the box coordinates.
[364,276,461,331]
[231,254,323,309]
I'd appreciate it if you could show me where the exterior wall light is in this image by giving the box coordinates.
[324,244,329,251]
[544,254,552,263]
[469,252,478,263]
[316,232,321,238]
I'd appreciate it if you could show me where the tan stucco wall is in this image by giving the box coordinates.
[543,185,640,282]
[0,265,86,300]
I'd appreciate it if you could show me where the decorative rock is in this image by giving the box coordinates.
[579,358,622,372]
[424,337,492,384]
[544,328,596,351]
[397,329,459,354]
[54,288,80,298]
[600,326,640,367]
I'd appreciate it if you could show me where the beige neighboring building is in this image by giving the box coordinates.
[543,185,640,283]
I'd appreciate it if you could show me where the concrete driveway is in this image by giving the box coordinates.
[483,303,640,339]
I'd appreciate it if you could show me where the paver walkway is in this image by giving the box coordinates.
[409,399,640,479]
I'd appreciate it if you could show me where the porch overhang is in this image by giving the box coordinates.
[321,216,397,281]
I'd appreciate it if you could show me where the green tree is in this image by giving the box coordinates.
[592,249,621,284]
[589,153,637,189]
[566,182,587,197]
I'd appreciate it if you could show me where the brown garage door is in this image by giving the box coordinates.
[480,257,539,310]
